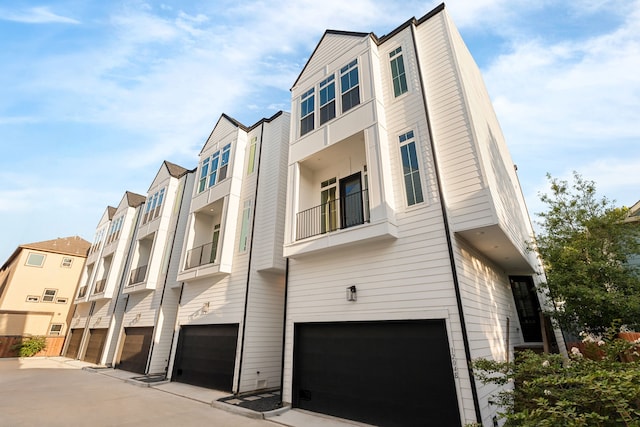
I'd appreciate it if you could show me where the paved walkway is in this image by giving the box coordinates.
[0,357,367,427]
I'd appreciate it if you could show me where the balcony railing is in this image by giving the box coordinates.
[77,285,88,298]
[296,189,369,240]
[185,242,217,270]
[129,264,148,285]
[94,279,106,294]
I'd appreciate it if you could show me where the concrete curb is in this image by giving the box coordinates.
[211,400,265,419]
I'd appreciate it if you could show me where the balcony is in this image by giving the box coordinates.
[77,285,88,299]
[94,279,106,294]
[129,265,148,285]
[296,189,370,240]
[185,242,217,270]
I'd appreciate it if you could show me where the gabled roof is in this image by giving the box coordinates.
[198,111,286,156]
[291,3,445,88]
[107,206,117,220]
[2,236,91,270]
[164,160,189,178]
[125,191,146,208]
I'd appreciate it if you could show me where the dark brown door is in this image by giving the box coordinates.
[64,328,84,359]
[172,324,238,391]
[83,328,108,364]
[118,327,153,374]
[293,319,461,427]
[339,172,363,229]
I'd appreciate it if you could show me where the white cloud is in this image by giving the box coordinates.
[0,6,79,24]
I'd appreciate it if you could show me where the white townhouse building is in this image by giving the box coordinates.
[67,191,145,363]
[281,4,564,426]
[167,111,290,394]
[112,161,194,374]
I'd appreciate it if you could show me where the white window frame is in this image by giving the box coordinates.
[340,59,360,113]
[56,297,68,304]
[389,46,409,97]
[398,130,425,207]
[49,323,63,336]
[319,75,336,125]
[247,136,258,175]
[42,288,58,302]
[25,252,45,267]
[26,295,40,303]
[239,199,253,253]
[300,88,315,136]
[61,257,73,268]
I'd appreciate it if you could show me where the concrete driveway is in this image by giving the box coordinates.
[0,357,275,427]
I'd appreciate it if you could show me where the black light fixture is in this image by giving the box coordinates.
[346,285,357,301]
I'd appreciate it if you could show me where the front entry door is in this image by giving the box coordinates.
[339,172,363,229]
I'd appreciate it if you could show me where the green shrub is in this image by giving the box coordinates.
[473,339,640,426]
[11,336,47,357]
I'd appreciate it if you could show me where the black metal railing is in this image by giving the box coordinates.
[129,264,148,285]
[94,279,107,294]
[77,285,88,298]
[296,189,369,240]
[185,242,217,270]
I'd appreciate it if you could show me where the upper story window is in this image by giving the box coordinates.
[106,215,124,244]
[61,257,73,268]
[239,199,253,253]
[390,47,408,97]
[25,252,45,267]
[143,188,165,224]
[399,130,424,206]
[198,144,232,193]
[319,75,336,125]
[340,59,360,113]
[42,288,57,302]
[300,88,315,136]
[247,136,258,175]
[89,228,106,255]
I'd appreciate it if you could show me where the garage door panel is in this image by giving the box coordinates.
[65,328,83,359]
[118,327,153,374]
[172,324,238,392]
[293,320,461,427]
[83,328,107,364]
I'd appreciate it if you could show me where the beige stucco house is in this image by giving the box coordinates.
[0,236,90,352]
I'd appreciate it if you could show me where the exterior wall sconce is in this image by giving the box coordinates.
[346,285,357,302]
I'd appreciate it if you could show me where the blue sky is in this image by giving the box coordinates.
[1,0,639,262]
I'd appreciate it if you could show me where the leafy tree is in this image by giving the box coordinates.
[535,172,640,334]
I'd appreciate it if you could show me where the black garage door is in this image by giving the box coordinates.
[117,327,154,374]
[172,324,238,392]
[83,328,108,364]
[65,328,83,359]
[293,319,461,427]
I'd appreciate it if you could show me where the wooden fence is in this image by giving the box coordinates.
[0,336,66,358]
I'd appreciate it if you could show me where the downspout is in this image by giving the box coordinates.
[410,22,483,423]
[147,174,190,375]
[279,257,289,405]
[236,122,266,393]
[165,282,185,375]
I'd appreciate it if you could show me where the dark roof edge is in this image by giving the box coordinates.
[163,160,190,178]
[291,3,446,89]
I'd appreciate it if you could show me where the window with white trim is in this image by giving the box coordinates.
[25,253,45,267]
[247,136,257,175]
[42,289,58,302]
[107,215,124,243]
[390,47,408,97]
[56,297,68,304]
[319,75,336,125]
[340,59,360,113]
[399,130,424,206]
[61,257,73,268]
[143,188,166,224]
[239,199,252,253]
[300,88,315,136]
[49,323,63,336]
[26,295,40,303]
[198,144,232,193]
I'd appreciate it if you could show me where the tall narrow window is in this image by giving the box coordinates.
[319,75,336,125]
[399,130,424,206]
[198,156,210,193]
[219,144,231,181]
[210,224,220,264]
[340,59,360,113]
[154,188,165,219]
[300,88,315,136]
[390,47,408,97]
[247,136,257,175]
[208,151,220,188]
[239,199,252,253]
